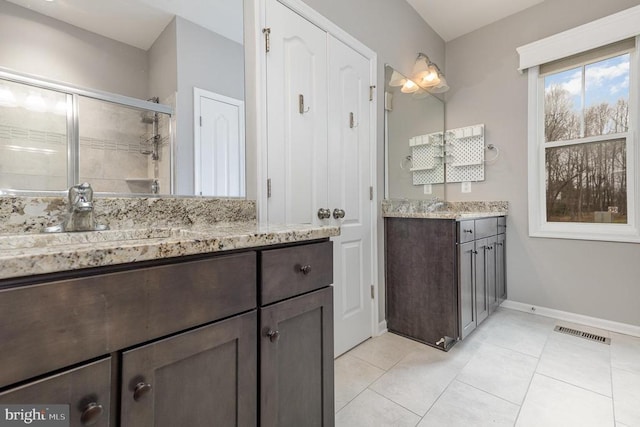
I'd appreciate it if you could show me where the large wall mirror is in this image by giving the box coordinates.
[384,65,445,200]
[0,0,244,197]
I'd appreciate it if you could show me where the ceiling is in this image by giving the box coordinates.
[406,0,545,42]
[5,0,243,50]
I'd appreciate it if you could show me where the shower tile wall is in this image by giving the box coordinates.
[79,97,151,193]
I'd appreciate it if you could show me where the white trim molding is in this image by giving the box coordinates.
[377,320,388,337]
[501,300,640,338]
[517,4,640,71]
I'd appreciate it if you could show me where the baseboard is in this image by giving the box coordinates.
[377,320,388,336]
[501,299,640,338]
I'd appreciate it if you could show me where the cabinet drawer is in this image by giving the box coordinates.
[458,220,475,243]
[475,217,498,239]
[260,241,333,305]
[0,251,256,388]
[498,216,507,234]
[0,357,111,427]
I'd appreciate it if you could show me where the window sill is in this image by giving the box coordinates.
[529,228,640,244]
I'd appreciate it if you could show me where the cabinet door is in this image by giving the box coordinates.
[496,232,507,303]
[458,241,476,339]
[487,235,498,315]
[120,311,257,427]
[475,238,489,325]
[266,0,328,225]
[260,287,334,427]
[0,358,111,427]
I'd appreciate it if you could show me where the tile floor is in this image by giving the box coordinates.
[334,308,640,427]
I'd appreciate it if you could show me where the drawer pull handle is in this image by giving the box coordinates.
[299,265,312,275]
[80,402,104,426]
[133,382,153,401]
[267,329,280,342]
[463,229,473,234]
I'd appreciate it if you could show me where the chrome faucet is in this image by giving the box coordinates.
[44,183,108,233]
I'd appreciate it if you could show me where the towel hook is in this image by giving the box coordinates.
[299,94,310,114]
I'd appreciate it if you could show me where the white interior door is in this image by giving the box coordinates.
[194,89,245,197]
[328,35,373,356]
[265,0,328,224]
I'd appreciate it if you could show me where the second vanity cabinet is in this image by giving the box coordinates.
[385,216,506,350]
[0,239,334,427]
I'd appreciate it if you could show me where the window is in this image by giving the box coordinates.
[527,38,639,242]
[543,53,630,225]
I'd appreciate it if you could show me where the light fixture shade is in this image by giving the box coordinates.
[401,79,419,93]
[411,56,430,81]
[420,64,441,87]
[411,88,429,99]
[428,75,449,93]
[389,70,407,87]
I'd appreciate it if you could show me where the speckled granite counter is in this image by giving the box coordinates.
[0,196,339,280]
[382,199,508,219]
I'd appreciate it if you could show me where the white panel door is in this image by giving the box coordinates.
[266,0,328,225]
[194,89,245,197]
[328,35,373,356]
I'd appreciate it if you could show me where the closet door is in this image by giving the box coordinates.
[265,0,328,225]
[328,35,373,356]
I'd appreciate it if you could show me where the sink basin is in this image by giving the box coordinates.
[0,228,183,251]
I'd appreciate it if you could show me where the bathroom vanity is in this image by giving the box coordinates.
[383,200,508,351]
[0,197,337,427]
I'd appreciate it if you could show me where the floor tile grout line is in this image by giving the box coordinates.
[513,324,551,426]
[366,387,425,419]
[454,377,524,408]
[608,334,619,425]
[534,372,614,399]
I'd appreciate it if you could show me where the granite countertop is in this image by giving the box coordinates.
[382,199,509,220]
[0,222,340,281]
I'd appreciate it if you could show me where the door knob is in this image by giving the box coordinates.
[317,208,331,219]
[333,208,346,219]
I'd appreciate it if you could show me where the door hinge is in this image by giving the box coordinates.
[199,116,202,127]
[369,186,373,201]
[263,28,271,53]
[267,178,272,198]
[370,285,375,299]
[369,85,376,101]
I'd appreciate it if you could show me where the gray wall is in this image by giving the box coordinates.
[148,18,178,103]
[445,0,640,326]
[278,0,446,324]
[386,78,445,200]
[0,0,148,99]
[174,16,245,195]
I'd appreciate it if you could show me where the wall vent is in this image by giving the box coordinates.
[554,325,611,345]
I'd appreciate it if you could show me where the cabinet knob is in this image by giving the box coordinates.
[299,265,312,275]
[267,329,280,342]
[133,382,153,401]
[317,208,331,219]
[472,250,478,255]
[80,402,104,426]
[496,242,503,247]
[463,229,473,234]
[333,208,346,219]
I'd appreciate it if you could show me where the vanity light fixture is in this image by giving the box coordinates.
[412,53,450,93]
[400,79,419,94]
[389,70,407,87]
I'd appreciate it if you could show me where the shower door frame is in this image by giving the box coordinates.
[0,66,174,195]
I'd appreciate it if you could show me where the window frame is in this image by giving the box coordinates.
[527,41,640,242]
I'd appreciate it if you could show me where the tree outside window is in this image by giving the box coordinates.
[543,54,630,224]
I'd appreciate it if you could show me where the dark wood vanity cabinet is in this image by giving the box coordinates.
[385,216,506,350]
[258,241,334,427]
[0,239,334,427]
